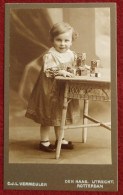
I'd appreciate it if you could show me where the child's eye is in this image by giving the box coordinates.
[65,40,69,42]
[56,39,61,41]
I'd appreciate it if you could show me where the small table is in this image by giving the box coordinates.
[55,74,111,159]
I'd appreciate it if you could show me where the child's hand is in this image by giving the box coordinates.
[59,70,74,77]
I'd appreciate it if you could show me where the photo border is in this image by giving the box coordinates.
[3,2,117,192]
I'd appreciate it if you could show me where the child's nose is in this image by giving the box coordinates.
[61,41,65,45]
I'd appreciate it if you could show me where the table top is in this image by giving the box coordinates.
[55,75,110,84]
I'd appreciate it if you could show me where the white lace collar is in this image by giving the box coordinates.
[48,47,72,58]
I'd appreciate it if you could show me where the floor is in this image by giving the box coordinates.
[9,90,111,164]
[9,125,111,164]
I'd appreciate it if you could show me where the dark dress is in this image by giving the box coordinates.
[25,47,81,126]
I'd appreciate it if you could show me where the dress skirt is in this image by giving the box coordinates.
[25,69,82,126]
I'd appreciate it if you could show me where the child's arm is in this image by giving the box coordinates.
[45,67,74,78]
[43,53,74,78]
[57,70,74,77]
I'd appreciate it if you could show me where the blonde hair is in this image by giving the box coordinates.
[49,22,78,42]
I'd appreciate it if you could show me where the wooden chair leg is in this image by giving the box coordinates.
[82,100,88,143]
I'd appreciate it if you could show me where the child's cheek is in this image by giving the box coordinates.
[70,42,72,46]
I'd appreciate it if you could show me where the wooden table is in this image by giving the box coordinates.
[55,74,111,159]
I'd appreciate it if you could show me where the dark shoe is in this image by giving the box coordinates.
[55,139,74,150]
[39,142,55,152]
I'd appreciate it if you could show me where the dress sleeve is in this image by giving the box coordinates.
[43,53,60,78]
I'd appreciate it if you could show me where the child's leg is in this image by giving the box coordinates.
[54,126,73,149]
[54,126,67,143]
[40,125,50,145]
[40,125,55,152]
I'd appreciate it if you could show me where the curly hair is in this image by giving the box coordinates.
[49,22,78,42]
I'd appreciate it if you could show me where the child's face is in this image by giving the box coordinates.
[53,31,72,53]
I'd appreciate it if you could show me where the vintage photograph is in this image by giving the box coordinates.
[4,3,117,191]
[8,6,111,163]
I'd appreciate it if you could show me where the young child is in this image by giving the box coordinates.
[25,22,81,152]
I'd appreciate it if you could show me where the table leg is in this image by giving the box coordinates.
[82,100,88,143]
[56,83,69,159]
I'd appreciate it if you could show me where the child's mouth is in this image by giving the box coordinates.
[59,47,66,50]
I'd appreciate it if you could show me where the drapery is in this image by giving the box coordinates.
[10,9,53,92]
[9,9,58,105]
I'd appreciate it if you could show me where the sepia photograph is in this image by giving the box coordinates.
[4,3,117,191]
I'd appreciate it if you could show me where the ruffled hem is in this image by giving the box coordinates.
[25,109,81,126]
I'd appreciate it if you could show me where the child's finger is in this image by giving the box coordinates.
[63,73,66,77]
[68,73,74,77]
